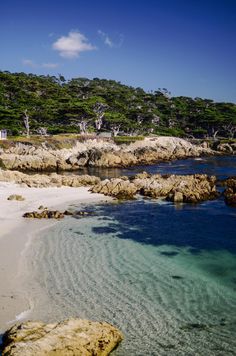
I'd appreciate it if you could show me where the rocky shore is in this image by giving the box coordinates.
[1,168,235,205]
[0,170,100,187]
[1,318,123,355]
[0,137,216,171]
[91,172,219,203]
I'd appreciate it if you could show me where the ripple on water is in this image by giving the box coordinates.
[22,204,236,356]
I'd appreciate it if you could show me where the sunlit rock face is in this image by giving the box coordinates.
[1,318,123,356]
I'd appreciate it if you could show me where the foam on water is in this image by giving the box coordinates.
[21,200,236,356]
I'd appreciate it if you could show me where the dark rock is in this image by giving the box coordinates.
[180,323,209,331]
[38,205,47,210]
[23,210,64,219]
[63,210,73,216]
[171,275,183,279]
[7,194,25,201]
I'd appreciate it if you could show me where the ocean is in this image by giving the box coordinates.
[22,156,236,355]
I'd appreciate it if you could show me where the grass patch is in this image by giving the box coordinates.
[114,136,144,144]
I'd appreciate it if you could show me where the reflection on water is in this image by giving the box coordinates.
[62,155,236,180]
[87,199,236,253]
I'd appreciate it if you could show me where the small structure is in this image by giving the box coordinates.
[0,129,7,140]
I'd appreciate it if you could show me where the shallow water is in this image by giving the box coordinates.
[22,156,236,355]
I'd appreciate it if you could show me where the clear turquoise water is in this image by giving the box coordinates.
[24,156,236,355]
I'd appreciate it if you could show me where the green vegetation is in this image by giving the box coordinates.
[114,136,144,144]
[0,71,235,139]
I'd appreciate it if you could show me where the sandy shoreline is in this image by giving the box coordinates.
[0,182,109,332]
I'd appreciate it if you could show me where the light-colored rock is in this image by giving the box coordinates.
[224,177,236,205]
[0,170,100,188]
[91,173,218,203]
[0,137,214,171]
[173,191,184,203]
[91,178,138,199]
[2,318,123,356]
[216,143,233,153]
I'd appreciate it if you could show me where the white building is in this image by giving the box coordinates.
[0,129,7,140]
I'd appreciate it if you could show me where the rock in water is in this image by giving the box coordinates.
[1,318,123,356]
[224,177,236,206]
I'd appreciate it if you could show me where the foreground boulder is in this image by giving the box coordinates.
[1,318,123,356]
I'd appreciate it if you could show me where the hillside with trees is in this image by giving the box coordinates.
[0,71,235,139]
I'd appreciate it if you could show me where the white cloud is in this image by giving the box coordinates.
[22,59,37,68]
[98,30,114,48]
[52,30,96,58]
[98,30,124,48]
[22,59,59,69]
[42,62,59,68]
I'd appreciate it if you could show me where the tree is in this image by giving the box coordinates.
[222,123,236,138]
[0,70,236,139]
[23,109,30,137]
[104,112,128,136]
[93,102,107,131]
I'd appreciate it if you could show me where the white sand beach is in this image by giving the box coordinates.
[0,182,109,331]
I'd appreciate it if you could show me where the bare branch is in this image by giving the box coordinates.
[23,109,30,137]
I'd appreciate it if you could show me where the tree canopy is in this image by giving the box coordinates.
[0,71,235,138]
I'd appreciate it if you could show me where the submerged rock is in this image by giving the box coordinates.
[180,323,209,331]
[1,318,123,356]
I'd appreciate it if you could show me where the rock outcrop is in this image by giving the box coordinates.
[7,194,25,201]
[0,137,214,171]
[90,177,138,199]
[213,141,236,154]
[23,209,91,219]
[0,170,100,188]
[91,173,219,203]
[224,177,236,206]
[23,210,66,219]
[1,318,123,356]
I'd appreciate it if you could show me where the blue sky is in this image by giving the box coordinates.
[1,0,236,102]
